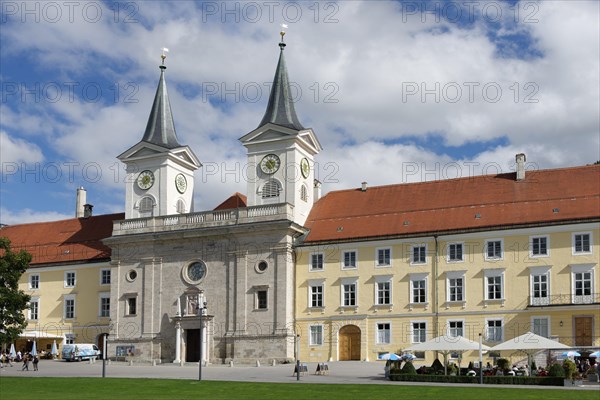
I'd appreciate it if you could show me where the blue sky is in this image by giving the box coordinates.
[1,0,599,224]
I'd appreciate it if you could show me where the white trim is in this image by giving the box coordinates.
[63,294,76,319]
[530,316,551,338]
[340,277,359,307]
[446,270,467,303]
[25,261,112,273]
[484,238,504,261]
[483,268,505,302]
[570,264,595,304]
[309,324,324,346]
[28,273,40,290]
[341,249,358,270]
[484,317,504,342]
[572,231,593,255]
[374,275,393,306]
[409,273,429,306]
[99,268,111,285]
[308,282,325,309]
[529,266,551,306]
[64,270,76,288]
[309,252,324,271]
[446,319,465,337]
[28,296,40,321]
[446,242,464,263]
[99,292,110,318]
[375,321,392,344]
[410,320,428,344]
[375,247,392,268]
[529,235,550,258]
[410,243,428,265]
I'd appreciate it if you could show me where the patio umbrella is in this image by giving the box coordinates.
[490,332,570,376]
[402,353,417,361]
[561,351,581,358]
[379,353,402,361]
[30,341,37,356]
[9,343,16,358]
[589,351,600,358]
[51,340,58,357]
[406,335,490,375]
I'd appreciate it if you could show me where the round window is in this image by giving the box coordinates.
[126,270,137,282]
[256,261,268,273]
[186,261,207,283]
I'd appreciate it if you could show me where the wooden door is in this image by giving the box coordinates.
[339,325,361,361]
[574,317,593,346]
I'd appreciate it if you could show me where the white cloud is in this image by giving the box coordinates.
[0,207,71,225]
[0,131,44,164]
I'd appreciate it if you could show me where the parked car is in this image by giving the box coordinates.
[61,344,100,361]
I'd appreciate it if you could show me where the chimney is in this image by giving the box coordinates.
[83,204,94,218]
[516,153,526,181]
[313,179,322,203]
[361,182,368,192]
[76,187,87,218]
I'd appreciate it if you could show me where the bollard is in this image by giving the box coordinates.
[256,360,260,367]
[271,359,276,366]
[229,360,234,367]
[129,360,133,366]
[152,360,156,366]
[89,358,93,365]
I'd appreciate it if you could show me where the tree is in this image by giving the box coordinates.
[0,237,32,345]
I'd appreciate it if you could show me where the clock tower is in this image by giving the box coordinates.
[118,52,201,219]
[240,30,322,226]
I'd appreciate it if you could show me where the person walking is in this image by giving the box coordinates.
[32,355,39,371]
[21,353,30,371]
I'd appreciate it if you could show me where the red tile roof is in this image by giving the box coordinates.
[213,192,248,210]
[304,165,600,243]
[0,213,124,266]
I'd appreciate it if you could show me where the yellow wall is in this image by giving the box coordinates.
[295,223,600,364]
[17,262,111,353]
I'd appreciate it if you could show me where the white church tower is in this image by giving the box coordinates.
[239,28,322,226]
[118,51,201,219]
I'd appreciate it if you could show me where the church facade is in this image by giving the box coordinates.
[104,39,321,363]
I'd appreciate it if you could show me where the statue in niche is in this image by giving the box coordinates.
[187,294,199,315]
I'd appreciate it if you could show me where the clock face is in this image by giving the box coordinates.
[175,174,187,194]
[300,158,310,179]
[187,261,206,281]
[260,154,281,174]
[137,170,155,190]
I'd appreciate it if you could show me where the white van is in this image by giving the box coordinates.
[61,344,101,361]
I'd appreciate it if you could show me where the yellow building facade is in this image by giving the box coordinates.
[295,164,600,366]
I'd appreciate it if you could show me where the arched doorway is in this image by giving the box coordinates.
[339,325,361,361]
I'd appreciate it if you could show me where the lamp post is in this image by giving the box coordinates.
[296,334,300,381]
[198,301,207,381]
[478,333,483,385]
[101,332,109,378]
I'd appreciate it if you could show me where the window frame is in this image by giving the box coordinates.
[484,239,504,261]
[529,266,551,306]
[531,316,551,338]
[64,271,76,288]
[484,269,505,301]
[571,264,594,303]
[29,297,40,320]
[530,235,549,258]
[99,292,110,318]
[376,321,392,344]
[410,244,427,265]
[29,273,40,290]
[446,271,466,303]
[341,278,358,307]
[341,250,358,270]
[572,232,592,255]
[64,294,76,319]
[309,283,324,308]
[309,324,324,346]
[125,296,137,316]
[447,242,464,263]
[410,273,428,305]
[256,289,268,310]
[309,252,324,271]
[411,321,427,344]
[375,247,391,267]
[447,319,464,337]
[100,268,111,285]
[374,276,392,306]
[485,318,504,342]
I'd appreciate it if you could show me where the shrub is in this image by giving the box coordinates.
[562,359,577,380]
[431,358,444,374]
[548,363,565,378]
[531,360,537,371]
[468,361,474,370]
[497,358,510,372]
[400,361,417,375]
[387,375,563,386]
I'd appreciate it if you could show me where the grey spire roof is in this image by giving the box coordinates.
[258,42,305,131]
[141,65,181,149]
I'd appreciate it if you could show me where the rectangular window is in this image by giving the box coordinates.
[309,325,323,346]
[532,317,549,338]
[100,295,110,318]
[256,290,268,309]
[412,279,426,303]
[411,245,426,264]
[310,253,324,271]
[343,283,357,306]
[486,319,503,342]
[343,251,357,269]
[101,269,111,285]
[65,297,75,319]
[29,299,39,320]
[448,243,463,262]
[412,322,427,343]
[531,236,548,256]
[126,297,137,315]
[65,271,76,288]
[310,285,323,308]
[448,320,463,337]
[574,233,591,254]
[29,274,40,290]
[486,240,502,259]
[376,323,391,344]
[65,334,75,345]
[487,275,503,300]
[532,274,548,299]
[376,248,391,266]
[449,277,464,302]
[376,281,391,305]
[574,272,592,296]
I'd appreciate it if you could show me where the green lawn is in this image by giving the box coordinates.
[1,377,598,400]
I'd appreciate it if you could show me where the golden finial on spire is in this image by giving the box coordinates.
[279,24,287,49]
[161,47,169,66]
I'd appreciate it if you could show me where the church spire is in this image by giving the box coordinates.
[257,26,305,131]
[141,48,181,149]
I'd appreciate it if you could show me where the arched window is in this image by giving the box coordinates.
[139,196,154,218]
[300,184,308,202]
[262,180,281,199]
[176,199,186,214]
